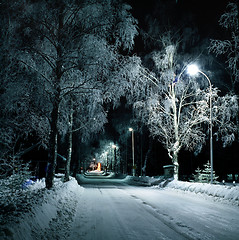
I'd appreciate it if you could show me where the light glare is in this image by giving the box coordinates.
[187,64,199,76]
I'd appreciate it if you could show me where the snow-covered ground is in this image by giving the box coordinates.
[0,174,239,239]
[0,175,84,239]
[122,176,239,205]
[164,179,239,206]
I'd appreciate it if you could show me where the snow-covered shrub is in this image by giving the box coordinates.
[192,167,201,182]
[0,160,34,223]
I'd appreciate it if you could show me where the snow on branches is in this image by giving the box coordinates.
[134,38,238,179]
[209,2,239,86]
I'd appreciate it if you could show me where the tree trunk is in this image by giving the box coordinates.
[236,114,239,142]
[142,139,153,176]
[113,147,117,172]
[46,104,59,189]
[172,152,179,180]
[64,106,73,182]
[171,84,180,180]
[46,8,63,188]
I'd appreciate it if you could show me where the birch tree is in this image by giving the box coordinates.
[62,93,107,182]
[134,44,238,180]
[6,0,138,188]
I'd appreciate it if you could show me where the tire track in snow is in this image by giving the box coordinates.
[121,190,201,240]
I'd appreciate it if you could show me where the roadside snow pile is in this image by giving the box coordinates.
[123,175,165,186]
[0,175,45,225]
[166,180,239,205]
[123,176,150,186]
[0,176,84,240]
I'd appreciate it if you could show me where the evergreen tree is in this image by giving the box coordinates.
[192,167,201,182]
[193,161,219,183]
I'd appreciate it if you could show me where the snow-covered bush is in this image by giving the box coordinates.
[0,177,83,239]
[0,161,35,224]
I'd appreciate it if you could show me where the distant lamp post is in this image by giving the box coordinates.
[105,151,108,173]
[112,144,117,172]
[93,158,96,171]
[187,64,214,184]
[129,128,135,176]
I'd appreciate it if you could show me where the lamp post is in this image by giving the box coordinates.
[187,64,214,184]
[112,144,116,172]
[93,158,96,171]
[129,128,135,176]
[105,151,108,173]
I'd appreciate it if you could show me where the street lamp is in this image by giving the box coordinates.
[187,64,214,184]
[129,128,135,176]
[112,144,116,172]
[105,151,108,173]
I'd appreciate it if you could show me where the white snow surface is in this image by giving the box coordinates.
[0,176,84,239]
[0,174,239,239]
[165,179,239,205]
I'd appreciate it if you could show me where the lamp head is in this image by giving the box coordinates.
[129,128,133,132]
[187,64,199,76]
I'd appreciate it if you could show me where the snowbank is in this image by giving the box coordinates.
[1,174,238,239]
[123,175,239,206]
[165,180,239,206]
[123,175,165,186]
[0,176,84,240]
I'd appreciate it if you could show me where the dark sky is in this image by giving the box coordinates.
[128,0,232,40]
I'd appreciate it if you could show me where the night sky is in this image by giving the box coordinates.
[128,0,232,49]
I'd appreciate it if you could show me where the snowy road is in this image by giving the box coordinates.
[69,175,239,240]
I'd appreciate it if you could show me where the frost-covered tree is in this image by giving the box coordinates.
[193,161,219,183]
[192,167,202,182]
[209,2,239,139]
[63,94,107,182]
[92,140,117,172]
[5,0,138,188]
[134,43,238,180]
[0,2,41,177]
[209,2,239,91]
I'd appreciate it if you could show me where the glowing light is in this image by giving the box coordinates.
[187,64,199,76]
[97,162,101,171]
[129,128,133,132]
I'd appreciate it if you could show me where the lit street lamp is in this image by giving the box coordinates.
[187,64,214,184]
[129,128,135,176]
